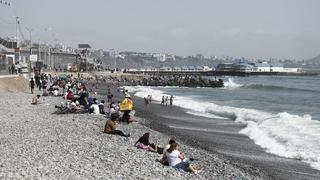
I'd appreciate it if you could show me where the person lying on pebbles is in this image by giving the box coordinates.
[104,113,130,137]
[166,142,202,174]
[134,132,163,154]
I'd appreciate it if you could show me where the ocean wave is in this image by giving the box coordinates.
[223,78,243,89]
[242,84,320,94]
[125,86,320,171]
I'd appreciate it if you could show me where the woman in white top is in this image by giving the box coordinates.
[165,142,202,174]
[159,138,176,165]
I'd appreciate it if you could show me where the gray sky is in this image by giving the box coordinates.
[1,0,320,59]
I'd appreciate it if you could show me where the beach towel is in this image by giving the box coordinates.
[136,143,149,150]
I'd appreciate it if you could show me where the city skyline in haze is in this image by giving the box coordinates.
[1,0,320,60]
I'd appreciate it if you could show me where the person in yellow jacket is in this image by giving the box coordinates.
[120,94,133,123]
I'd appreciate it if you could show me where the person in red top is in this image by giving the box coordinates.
[66,90,75,100]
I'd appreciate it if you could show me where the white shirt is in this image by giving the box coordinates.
[166,150,182,167]
[90,104,100,115]
[109,108,116,115]
[53,90,59,96]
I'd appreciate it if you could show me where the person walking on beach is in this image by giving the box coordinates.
[35,75,41,91]
[104,113,130,137]
[170,95,173,106]
[11,64,16,74]
[42,78,48,95]
[120,94,133,123]
[30,78,35,94]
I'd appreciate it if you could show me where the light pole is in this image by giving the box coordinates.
[15,16,19,48]
[26,27,33,76]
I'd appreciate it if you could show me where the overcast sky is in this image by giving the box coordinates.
[1,0,320,59]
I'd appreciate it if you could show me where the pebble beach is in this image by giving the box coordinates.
[0,90,266,179]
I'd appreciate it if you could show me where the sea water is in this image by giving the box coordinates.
[125,75,320,171]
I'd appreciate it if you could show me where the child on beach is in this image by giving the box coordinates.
[166,142,202,174]
[104,114,130,137]
[31,95,41,105]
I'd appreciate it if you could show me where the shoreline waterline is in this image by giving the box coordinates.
[122,83,320,180]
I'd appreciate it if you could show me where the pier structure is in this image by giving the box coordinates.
[127,70,320,77]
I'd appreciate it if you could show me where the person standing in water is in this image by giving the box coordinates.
[165,96,169,106]
[170,95,173,106]
[161,96,165,106]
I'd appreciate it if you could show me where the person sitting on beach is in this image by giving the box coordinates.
[104,113,130,137]
[166,142,202,174]
[134,133,162,153]
[69,99,81,112]
[89,100,100,115]
[87,97,94,106]
[159,138,176,165]
[66,89,75,100]
[115,101,121,112]
[78,87,89,106]
[108,103,118,117]
[99,100,106,114]
[31,95,41,105]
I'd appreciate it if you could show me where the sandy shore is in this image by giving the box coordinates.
[0,88,266,179]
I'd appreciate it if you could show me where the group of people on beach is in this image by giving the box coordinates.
[29,72,201,175]
[161,95,174,106]
[144,95,152,105]
[29,73,133,122]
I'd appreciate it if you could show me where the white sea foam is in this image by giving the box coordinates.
[125,86,320,171]
[224,78,243,89]
[185,110,229,120]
